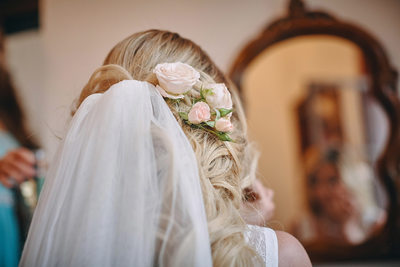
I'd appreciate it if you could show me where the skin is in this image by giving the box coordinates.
[253,179,275,221]
[241,179,275,226]
[0,147,36,188]
[241,180,312,265]
[277,231,312,267]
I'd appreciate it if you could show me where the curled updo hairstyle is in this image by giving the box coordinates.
[75,29,260,266]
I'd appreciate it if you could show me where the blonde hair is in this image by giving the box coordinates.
[75,29,260,266]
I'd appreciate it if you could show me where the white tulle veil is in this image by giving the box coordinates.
[20,80,212,267]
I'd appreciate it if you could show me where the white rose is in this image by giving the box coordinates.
[215,118,234,132]
[204,83,233,110]
[153,62,200,98]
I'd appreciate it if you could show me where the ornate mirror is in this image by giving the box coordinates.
[230,0,400,262]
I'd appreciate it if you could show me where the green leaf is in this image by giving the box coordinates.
[216,132,233,142]
[219,108,232,117]
[204,89,214,96]
[199,87,206,100]
[190,124,203,130]
[205,121,216,128]
[215,109,221,120]
[186,117,234,142]
[200,88,214,100]
[179,112,188,121]
[193,98,203,104]
[168,98,181,105]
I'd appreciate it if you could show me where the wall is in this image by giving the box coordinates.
[6,0,400,153]
[5,31,44,144]
[39,0,282,155]
[4,0,400,227]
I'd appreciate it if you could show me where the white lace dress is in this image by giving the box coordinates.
[246,225,279,267]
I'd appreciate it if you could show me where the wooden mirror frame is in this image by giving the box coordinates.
[229,0,400,262]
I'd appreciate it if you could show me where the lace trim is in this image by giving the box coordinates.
[246,225,267,264]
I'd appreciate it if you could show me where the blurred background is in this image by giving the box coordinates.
[2,0,399,157]
[1,0,400,265]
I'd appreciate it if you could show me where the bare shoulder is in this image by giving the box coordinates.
[276,231,312,267]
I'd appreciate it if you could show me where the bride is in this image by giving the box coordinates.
[20,30,311,267]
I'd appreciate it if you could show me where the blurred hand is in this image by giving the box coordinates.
[0,148,36,188]
[326,187,358,224]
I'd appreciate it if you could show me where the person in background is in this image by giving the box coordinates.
[292,147,380,245]
[0,28,39,267]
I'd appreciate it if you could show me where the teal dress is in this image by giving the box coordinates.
[0,131,21,267]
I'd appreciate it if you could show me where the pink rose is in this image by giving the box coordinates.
[215,118,233,132]
[188,102,211,124]
[204,83,233,109]
[153,62,200,98]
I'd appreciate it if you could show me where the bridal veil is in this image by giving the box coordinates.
[20,80,212,267]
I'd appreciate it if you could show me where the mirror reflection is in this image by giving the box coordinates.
[243,35,388,246]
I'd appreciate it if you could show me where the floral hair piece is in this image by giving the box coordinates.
[153,62,234,142]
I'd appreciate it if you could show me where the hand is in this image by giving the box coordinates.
[0,148,36,188]
[326,187,358,224]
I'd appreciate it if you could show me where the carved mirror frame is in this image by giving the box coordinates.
[229,0,400,261]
